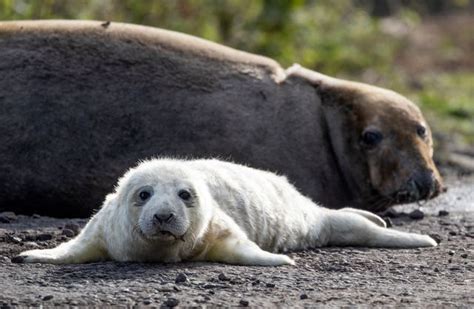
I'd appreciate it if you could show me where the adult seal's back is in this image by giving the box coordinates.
[0,20,443,217]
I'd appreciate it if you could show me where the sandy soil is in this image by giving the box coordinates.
[0,175,472,308]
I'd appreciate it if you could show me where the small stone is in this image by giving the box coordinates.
[24,241,40,248]
[266,283,275,288]
[438,210,449,216]
[251,279,260,286]
[218,272,230,281]
[42,295,54,301]
[448,250,455,256]
[163,298,179,307]
[429,233,442,244]
[36,234,53,241]
[143,299,152,305]
[434,267,439,272]
[9,236,22,244]
[383,208,401,218]
[62,229,75,238]
[64,223,80,235]
[448,231,457,236]
[408,209,424,220]
[300,294,309,300]
[383,217,393,228]
[239,299,249,307]
[0,212,17,221]
[0,217,10,223]
[32,214,41,219]
[460,253,468,258]
[10,256,25,263]
[175,272,188,284]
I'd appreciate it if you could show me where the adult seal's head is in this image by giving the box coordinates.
[285,65,443,211]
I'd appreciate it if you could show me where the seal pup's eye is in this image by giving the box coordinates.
[139,191,151,201]
[361,130,383,148]
[136,187,154,205]
[416,125,427,139]
[178,189,192,201]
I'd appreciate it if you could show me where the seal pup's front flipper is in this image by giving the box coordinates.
[13,216,107,264]
[13,196,115,264]
[322,209,437,248]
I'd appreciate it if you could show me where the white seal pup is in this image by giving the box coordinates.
[14,159,437,266]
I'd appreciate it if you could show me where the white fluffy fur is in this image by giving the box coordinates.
[17,158,437,266]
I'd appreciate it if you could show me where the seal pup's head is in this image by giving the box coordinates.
[115,159,213,243]
[286,65,443,210]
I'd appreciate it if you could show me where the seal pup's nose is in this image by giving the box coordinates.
[153,213,175,224]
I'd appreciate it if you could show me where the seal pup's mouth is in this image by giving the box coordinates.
[134,225,185,242]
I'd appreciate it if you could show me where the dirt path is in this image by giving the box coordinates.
[0,177,473,307]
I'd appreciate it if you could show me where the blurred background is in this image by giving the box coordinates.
[1,0,473,175]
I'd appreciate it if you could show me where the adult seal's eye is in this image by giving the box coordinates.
[417,125,427,139]
[178,189,191,201]
[361,130,383,148]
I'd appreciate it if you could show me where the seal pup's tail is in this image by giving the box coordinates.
[323,209,437,248]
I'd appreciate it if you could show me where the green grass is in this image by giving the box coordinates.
[412,72,474,144]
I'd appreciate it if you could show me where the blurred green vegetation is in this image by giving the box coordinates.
[1,0,473,145]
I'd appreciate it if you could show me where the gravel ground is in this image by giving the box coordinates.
[0,176,473,307]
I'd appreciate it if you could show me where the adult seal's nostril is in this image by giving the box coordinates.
[413,171,435,199]
[154,213,175,224]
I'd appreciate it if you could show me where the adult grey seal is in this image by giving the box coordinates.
[0,20,442,217]
[14,158,436,265]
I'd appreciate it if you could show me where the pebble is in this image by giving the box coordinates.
[408,209,424,220]
[175,273,188,284]
[460,253,468,258]
[32,214,41,219]
[42,295,54,301]
[383,217,393,228]
[438,210,449,217]
[448,250,455,256]
[218,272,230,281]
[23,241,40,248]
[300,294,309,300]
[0,216,10,223]
[10,256,24,263]
[239,299,249,307]
[36,234,53,241]
[383,208,401,218]
[163,298,179,307]
[143,299,152,305]
[266,283,276,288]
[9,236,22,244]
[64,223,80,235]
[0,212,17,222]
[62,229,75,238]
[429,233,442,244]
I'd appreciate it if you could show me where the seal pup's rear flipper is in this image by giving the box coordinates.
[339,207,387,228]
[205,235,295,266]
[323,209,437,248]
